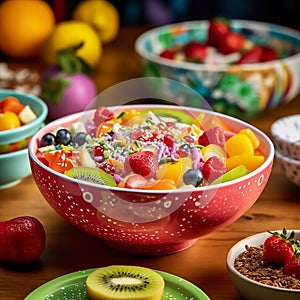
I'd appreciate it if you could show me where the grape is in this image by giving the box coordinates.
[55,129,72,145]
[183,169,203,187]
[39,133,56,147]
[73,132,87,146]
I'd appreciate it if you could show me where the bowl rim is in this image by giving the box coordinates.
[29,104,274,193]
[226,230,300,293]
[275,149,300,164]
[271,114,300,144]
[0,89,48,139]
[135,19,300,71]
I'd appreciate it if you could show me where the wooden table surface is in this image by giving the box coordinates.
[1,26,300,300]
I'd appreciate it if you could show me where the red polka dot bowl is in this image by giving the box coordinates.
[28,105,274,256]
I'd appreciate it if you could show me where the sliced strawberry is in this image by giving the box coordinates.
[207,17,231,48]
[184,41,207,62]
[124,174,148,189]
[218,32,246,54]
[263,228,296,266]
[202,156,226,183]
[198,126,225,147]
[125,151,158,178]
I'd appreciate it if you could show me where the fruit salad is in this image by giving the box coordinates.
[36,106,265,190]
[159,17,278,65]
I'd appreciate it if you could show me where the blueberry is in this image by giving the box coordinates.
[183,169,203,187]
[39,133,56,147]
[73,132,87,146]
[55,129,72,145]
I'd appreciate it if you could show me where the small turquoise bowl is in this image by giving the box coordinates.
[135,20,300,119]
[0,147,31,189]
[0,89,48,144]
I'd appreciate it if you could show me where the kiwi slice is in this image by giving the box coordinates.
[86,265,165,300]
[65,166,117,187]
[140,108,194,125]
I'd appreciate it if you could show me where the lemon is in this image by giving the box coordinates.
[42,20,102,68]
[0,0,55,58]
[72,0,119,44]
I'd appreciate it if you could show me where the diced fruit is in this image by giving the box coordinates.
[125,151,158,178]
[201,144,226,162]
[211,164,249,185]
[0,111,21,131]
[237,45,278,64]
[198,126,225,147]
[55,128,73,145]
[226,153,265,172]
[0,96,24,114]
[156,156,192,186]
[239,128,260,150]
[43,150,73,173]
[263,228,296,266]
[18,105,37,124]
[79,148,96,168]
[144,179,177,190]
[202,156,226,183]
[93,106,114,126]
[225,133,254,157]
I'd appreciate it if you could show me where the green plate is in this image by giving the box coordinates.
[25,268,211,300]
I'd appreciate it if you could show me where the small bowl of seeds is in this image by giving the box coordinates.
[226,229,300,300]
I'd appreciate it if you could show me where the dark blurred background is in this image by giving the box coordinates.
[46,0,300,27]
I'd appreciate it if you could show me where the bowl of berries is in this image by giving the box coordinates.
[29,103,274,255]
[0,89,48,188]
[135,19,300,119]
[227,228,300,300]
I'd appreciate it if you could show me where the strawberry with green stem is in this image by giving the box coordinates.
[263,228,297,266]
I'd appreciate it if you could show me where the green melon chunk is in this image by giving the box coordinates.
[211,165,249,185]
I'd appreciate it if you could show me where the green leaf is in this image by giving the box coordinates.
[57,42,92,75]
[42,75,71,104]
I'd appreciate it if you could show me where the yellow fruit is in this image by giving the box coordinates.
[72,0,119,44]
[42,20,102,68]
[0,0,55,58]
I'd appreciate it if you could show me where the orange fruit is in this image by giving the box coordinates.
[0,0,55,59]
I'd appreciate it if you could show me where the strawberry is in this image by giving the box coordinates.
[283,254,300,280]
[198,126,225,147]
[202,156,226,183]
[159,49,175,60]
[0,216,46,264]
[263,228,296,266]
[184,41,207,62]
[218,32,246,54]
[207,17,231,48]
[125,151,158,178]
[237,46,278,64]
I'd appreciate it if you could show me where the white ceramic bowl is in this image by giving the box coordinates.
[271,115,300,160]
[275,150,300,186]
[227,230,300,300]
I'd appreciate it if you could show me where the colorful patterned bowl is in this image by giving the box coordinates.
[135,20,300,119]
[227,230,300,300]
[29,105,274,256]
[271,114,300,160]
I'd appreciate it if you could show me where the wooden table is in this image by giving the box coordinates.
[1,26,300,300]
